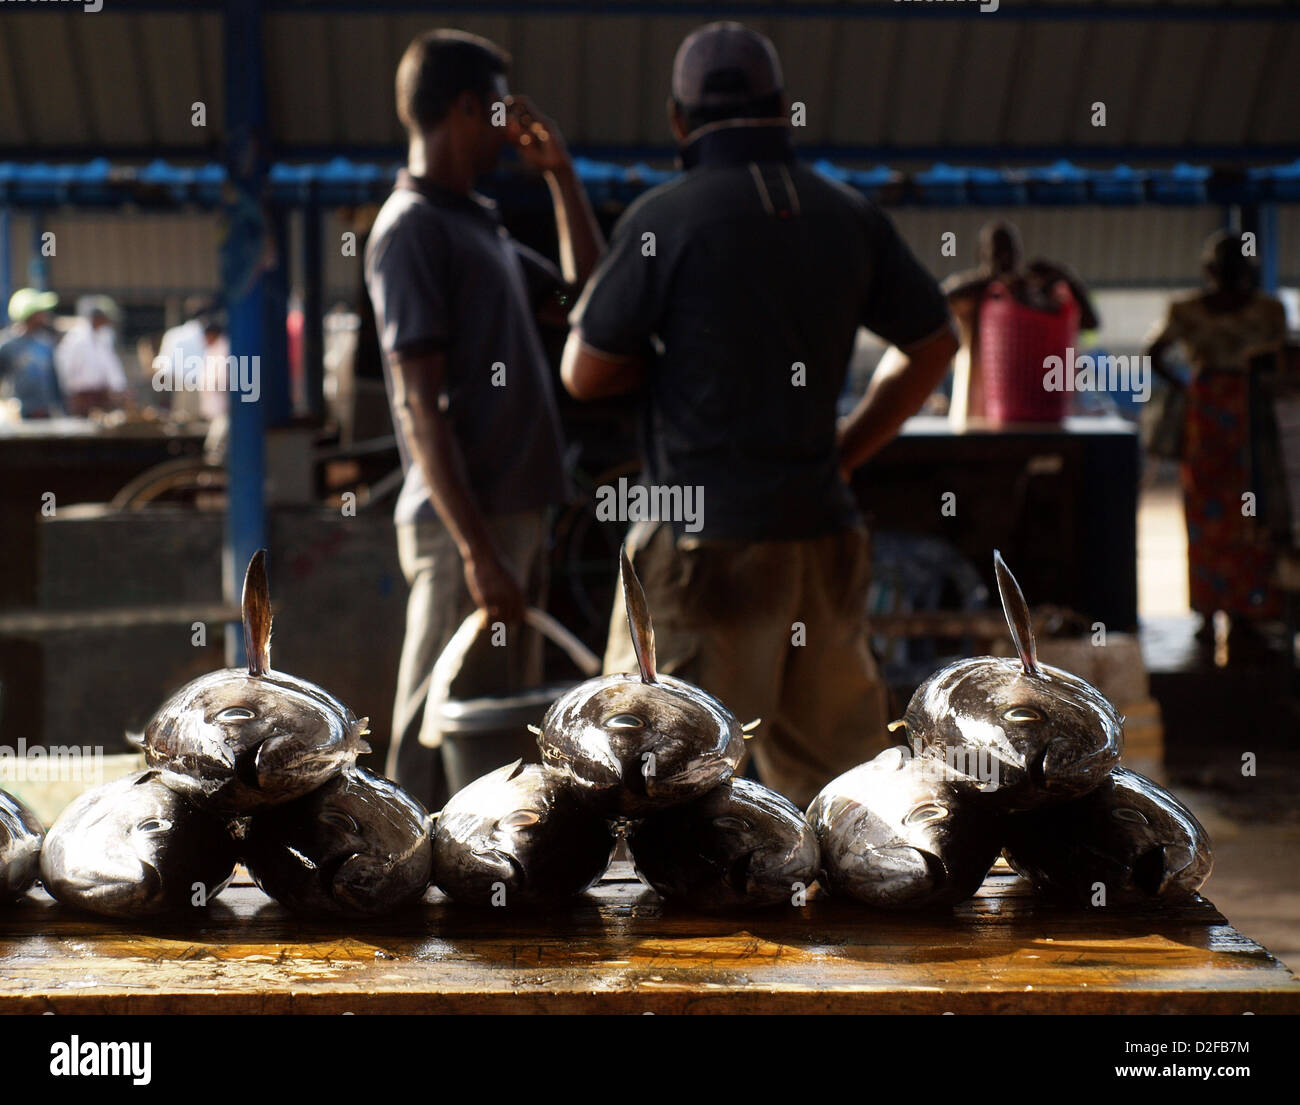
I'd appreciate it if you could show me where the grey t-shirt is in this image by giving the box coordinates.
[570,125,951,541]
[364,171,569,525]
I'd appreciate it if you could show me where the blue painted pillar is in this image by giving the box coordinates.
[263,205,292,421]
[301,204,324,420]
[0,209,11,324]
[1258,202,1278,294]
[1238,202,1279,294]
[27,211,47,291]
[221,0,269,667]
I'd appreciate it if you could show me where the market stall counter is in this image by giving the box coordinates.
[1,863,1295,1015]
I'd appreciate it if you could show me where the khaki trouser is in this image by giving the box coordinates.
[388,510,548,813]
[603,521,890,811]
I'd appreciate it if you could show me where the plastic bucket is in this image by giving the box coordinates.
[979,280,1080,425]
[420,608,601,797]
[437,682,584,797]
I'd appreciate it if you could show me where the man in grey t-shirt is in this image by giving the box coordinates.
[563,24,957,807]
[365,30,603,810]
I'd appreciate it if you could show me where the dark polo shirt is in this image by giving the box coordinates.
[365,171,569,525]
[570,124,951,541]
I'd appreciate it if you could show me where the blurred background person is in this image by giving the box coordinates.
[366,29,603,812]
[55,295,129,417]
[158,303,230,423]
[0,288,63,420]
[157,296,211,419]
[945,219,1099,422]
[1146,230,1288,653]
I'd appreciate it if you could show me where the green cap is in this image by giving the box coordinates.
[8,288,59,324]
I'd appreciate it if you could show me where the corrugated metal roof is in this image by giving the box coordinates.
[0,4,1296,158]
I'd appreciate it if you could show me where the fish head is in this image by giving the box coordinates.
[0,790,42,852]
[699,779,819,899]
[0,790,43,899]
[1002,767,1213,905]
[903,655,1122,808]
[143,668,368,811]
[903,552,1123,808]
[143,548,369,812]
[242,767,430,916]
[39,771,236,916]
[320,771,431,913]
[538,543,743,815]
[46,773,175,910]
[432,762,615,906]
[808,748,960,904]
[539,674,743,815]
[434,761,557,886]
[626,777,818,908]
[1083,768,1213,899]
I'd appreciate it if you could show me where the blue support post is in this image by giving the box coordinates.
[1258,202,1278,294]
[301,204,324,420]
[221,0,269,667]
[263,205,292,422]
[27,211,47,291]
[0,209,11,324]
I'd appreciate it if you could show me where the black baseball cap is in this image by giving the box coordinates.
[672,22,784,109]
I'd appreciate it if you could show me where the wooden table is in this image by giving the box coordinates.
[0,864,1296,1014]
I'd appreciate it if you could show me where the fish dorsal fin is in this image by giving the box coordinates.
[619,544,657,684]
[242,549,273,677]
[993,549,1039,676]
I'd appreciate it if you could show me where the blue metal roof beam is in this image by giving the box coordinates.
[3,158,1300,207]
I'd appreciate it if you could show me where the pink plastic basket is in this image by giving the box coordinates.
[979,280,1080,424]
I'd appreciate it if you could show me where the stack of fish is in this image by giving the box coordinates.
[432,548,820,910]
[17,545,1211,922]
[808,552,1212,912]
[39,551,433,920]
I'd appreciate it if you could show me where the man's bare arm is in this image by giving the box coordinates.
[546,163,604,287]
[506,94,605,286]
[389,350,525,622]
[837,324,959,479]
[560,331,644,400]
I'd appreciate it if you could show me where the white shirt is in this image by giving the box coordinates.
[55,320,127,394]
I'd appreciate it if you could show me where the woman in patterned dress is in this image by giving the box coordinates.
[1146,231,1288,649]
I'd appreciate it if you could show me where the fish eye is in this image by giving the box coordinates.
[137,817,173,834]
[321,810,360,834]
[905,803,948,825]
[1002,706,1043,723]
[498,810,540,830]
[216,707,257,723]
[604,713,645,731]
[1113,808,1149,825]
[712,816,752,832]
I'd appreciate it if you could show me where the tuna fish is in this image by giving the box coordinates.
[626,777,820,910]
[0,788,44,903]
[143,550,370,814]
[1002,765,1213,906]
[39,770,237,918]
[536,546,745,816]
[807,746,1003,911]
[243,766,433,918]
[431,760,615,907]
[902,551,1122,809]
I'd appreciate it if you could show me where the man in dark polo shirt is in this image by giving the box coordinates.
[563,22,957,807]
[366,29,603,810]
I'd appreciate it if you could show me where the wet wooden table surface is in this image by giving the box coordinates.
[1,864,1297,1014]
